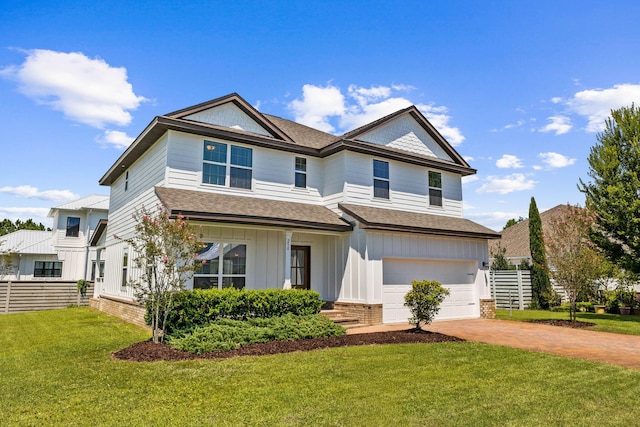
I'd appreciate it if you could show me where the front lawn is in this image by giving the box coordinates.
[496,308,640,335]
[2,308,640,426]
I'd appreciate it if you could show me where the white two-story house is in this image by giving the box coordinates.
[1,195,109,282]
[95,93,498,325]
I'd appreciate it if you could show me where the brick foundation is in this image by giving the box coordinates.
[480,298,496,319]
[331,302,383,325]
[89,295,149,329]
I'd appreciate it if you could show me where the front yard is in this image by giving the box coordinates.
[2,308,640,426]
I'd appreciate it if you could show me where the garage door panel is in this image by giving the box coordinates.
[382,259,478,324]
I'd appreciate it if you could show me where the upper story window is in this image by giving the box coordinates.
[66,217,80,237]
[124,171,129,191]
[203,141,253,189]
[428,171,443,207]
[373,160,390,199]
[295,157,307,188]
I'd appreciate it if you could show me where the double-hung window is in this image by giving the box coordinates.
[428,171,443,207]
[203,141,253,189]
[295,157,307,188]
[34,261,62,277]
[373,160,390,199]
[194,242,247,289]
[66,217,80,237]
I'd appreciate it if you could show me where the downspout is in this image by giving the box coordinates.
[83,209,92,281]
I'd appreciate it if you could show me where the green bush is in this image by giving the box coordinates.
[168,313,346,354]
[404,280,450,329]
[155,288,324,334]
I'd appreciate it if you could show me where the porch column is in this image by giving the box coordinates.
[283,230,292,289]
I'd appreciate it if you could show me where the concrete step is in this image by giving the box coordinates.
[320,309,360,326]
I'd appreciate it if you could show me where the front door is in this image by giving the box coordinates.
[291,246,310,290]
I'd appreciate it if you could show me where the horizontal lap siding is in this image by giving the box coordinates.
[167,131,324,205]
[343,152,463,217]
[0,281,94,313]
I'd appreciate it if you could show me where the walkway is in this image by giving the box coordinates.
[348,318,640,370]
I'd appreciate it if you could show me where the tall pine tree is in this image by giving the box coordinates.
[529,197,552,309]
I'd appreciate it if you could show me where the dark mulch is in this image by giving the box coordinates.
[112,329,464,362]
[527,319,596,328]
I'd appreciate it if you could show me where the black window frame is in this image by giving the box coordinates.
[34,261,63,278]
[428,171,443,207]
[373,160,390,199]
[202,141,253,189]
[66,217,81,237]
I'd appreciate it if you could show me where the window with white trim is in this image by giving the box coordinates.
[203,141,253,189]
[194,242,247,289]
[34,261,62,277]
[373,160,389,199]
[428,171,443,207]
[295,157,307,188]
[121,249,128,291]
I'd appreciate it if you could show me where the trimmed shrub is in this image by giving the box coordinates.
[168,313,346,354]
[154,288,324,334]
[404,280,450,329]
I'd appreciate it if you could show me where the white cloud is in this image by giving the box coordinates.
[288,84,345,133]
[0,49,146,128]
[496,154,524,169]
[551,97,562,104]
[567,83,640,132]
[98,130,135,149]
[462,175,479,185]
[0,185,79,202]
[538,152,576,169]
[476,173,537,195]
[540,115,572,135]
[0,207,51,225]
[288,83,465,145]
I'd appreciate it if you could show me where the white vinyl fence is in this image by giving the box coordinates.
[0,281,94,314]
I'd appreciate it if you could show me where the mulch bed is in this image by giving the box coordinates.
[112,329,464,362]
[527,319,596,328]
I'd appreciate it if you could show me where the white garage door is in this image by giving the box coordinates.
[382,259,478,324]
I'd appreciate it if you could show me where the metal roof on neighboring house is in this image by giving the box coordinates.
[48,195,109,217]
[0,230,55,254]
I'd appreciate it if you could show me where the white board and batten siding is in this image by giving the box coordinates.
[339,229,488,324]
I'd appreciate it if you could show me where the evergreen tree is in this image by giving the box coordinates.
[529,197,552,309]
[579,104,640,275]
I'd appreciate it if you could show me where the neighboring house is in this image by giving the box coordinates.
[489,204,570,267]
[0,195,109,282]
[96,93,499,325]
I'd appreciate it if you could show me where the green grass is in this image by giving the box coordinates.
[496,308,640,335]
[2,308,640,426]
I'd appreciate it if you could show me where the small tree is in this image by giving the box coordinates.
[116,205,204,342]
[490,242,515,271]
[545,205,607,322]
[0,239,16,280]
[404,280,450,330]
[529,197,552,309]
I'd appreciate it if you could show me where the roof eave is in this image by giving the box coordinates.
[165,210,353,233]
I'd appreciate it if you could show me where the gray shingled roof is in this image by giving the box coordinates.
[263,114,340,149]
[338,203,500,239]
[155,187,352,232]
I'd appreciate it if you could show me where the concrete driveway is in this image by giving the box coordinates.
[348,318,640,369]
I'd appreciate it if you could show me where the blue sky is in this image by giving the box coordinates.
[1,0,639,231]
